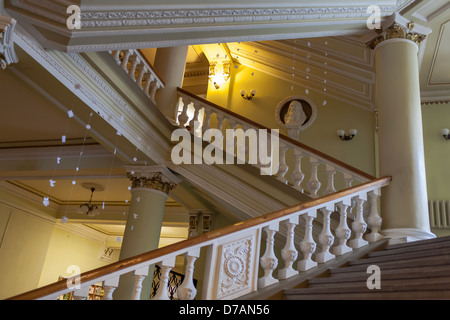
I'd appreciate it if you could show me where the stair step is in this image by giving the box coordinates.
[309,265,450,286]
[284,290,450,300]
[331,255,450,275]
[286,277,450,294]
[349,246,450,266]
[384,235,450,251]
[308,276,450,289]
[368,239,450,258]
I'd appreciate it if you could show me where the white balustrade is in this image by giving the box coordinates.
[23,176,388,301]
[109,50,164,105]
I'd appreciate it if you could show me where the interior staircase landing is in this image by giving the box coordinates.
[284,236,450,300]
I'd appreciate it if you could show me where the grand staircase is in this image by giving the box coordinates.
[284,236,450,300]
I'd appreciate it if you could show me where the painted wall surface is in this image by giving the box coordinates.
[38,226,115,288]
[422,103,450,200]
[206,63,377,177]
[0,202,54,299]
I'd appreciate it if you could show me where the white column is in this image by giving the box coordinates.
[371,20,435,243]
[153,46,189,120]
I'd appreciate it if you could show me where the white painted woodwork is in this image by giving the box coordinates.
[307,157,321,198]
[316,206,336,263]
[278,217,299,280]
[177,249,200,300]
[109,49,164,105]
[27,180,389,301]
[349,195,369,249]
[102,276,120,300]
[258,223,279,288]
[366,190,384,243]
[131,267,149,300]
[297,214,318,271]
[332,201,353,256]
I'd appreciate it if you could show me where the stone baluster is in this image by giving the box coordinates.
[136,65,146,89]
[131,267,149,300]
[365,189,384,243]
[316,206,335,263]
[298,213,317,271]
[276,143,289,183]
[307,157,321,198]
[177,249,200,300]
[202,107,213,132]
[188,102,201,133]
[102,276,120,300]
[128,55,139,80]
[149,81,160,104]
[343,172,354,189]
[113,50,121,64]
[144,73,155,97]
[291,150,304,192]
[349,195,369,249]
[177,97,190,127]
[258,223,279,288]
[121,50,132,71]
[278,217,299,279]
[324,164,336,195]
[332,200,353,256]
[152,257,176,300]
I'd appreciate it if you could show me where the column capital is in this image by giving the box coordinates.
[365,14,431,50]
[0,15,19,70]
[125,165,181,194]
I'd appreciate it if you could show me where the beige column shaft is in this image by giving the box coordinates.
[153,46,189,120]
[113,166,180,300]
[375,38,434,241]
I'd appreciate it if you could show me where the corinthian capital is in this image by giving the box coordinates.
[126,165,181,194]
[0,15,19,69]
[365,14,431,50]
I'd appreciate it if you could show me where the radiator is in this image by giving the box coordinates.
[428,200,450,229]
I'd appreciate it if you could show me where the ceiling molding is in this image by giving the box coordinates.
[5,0,408,51]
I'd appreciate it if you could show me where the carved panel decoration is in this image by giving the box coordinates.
[216,234,257,299]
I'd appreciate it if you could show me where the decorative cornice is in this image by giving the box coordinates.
[365,14,432,50]
[126,165,180,195]
[421,100,450,106]
[0,15,18,69]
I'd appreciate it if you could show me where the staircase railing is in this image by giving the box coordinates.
[7,176,390,300]
[175,88,376,198]
[109,49,164,105]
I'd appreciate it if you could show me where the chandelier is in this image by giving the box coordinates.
[77,183,103,216]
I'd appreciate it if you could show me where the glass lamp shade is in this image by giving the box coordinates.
[441,128,449,136]
[349,129,357,136]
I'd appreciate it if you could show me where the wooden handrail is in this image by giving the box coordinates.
[7,176,390,300]
[176,87,376,181]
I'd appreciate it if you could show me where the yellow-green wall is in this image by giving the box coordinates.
[0,188,118,299]
[206,63,377,177]
[422,102,450,200]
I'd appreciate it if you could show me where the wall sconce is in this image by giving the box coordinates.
[240,89,256,100]
[441,128,450,140]
[337,129,357,141]
[208,61,230,89]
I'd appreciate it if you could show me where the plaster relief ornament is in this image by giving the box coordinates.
[284,100,307,140]
[0,15,19,70]
[276,96,317,140]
